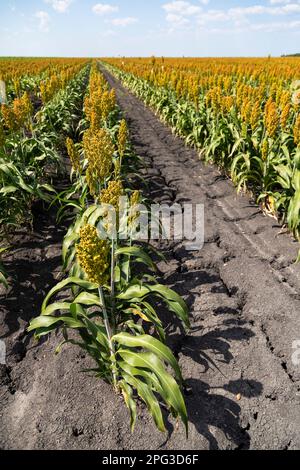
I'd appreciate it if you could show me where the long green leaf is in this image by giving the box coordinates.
[28,315,84,332]
[119,380,137,432]
[116,246,156,270]
[122,372,166,433]
[42,277,98,311]
[118,350,188,435]
[113,332,182,382]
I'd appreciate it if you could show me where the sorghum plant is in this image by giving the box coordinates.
[29,65,190,434]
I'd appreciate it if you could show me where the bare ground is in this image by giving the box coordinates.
[0,70,300,450]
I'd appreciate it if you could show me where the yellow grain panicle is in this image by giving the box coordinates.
[66,137,81,174]
[76,224,110,286]
[83,128,114,195]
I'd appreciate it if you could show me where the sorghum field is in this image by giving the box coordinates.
[1,57,300,451]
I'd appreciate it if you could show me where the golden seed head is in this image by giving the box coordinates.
[83,128,114,195]
[1,104,17,131]
[21,92,33,119]
[76,224,110,286]
[294,115,300,146]
[280,90,290,110]
[261,139,269,161]
[117,119,128,159]
[264,98,279,138]
[90,110,101,131]
[66,137,81,174]
[99,180,124,210]
[13,78,21,97]
[222,96,234,114]
[129,190,141,226]
[84,94,93,121]
[280,104,291,130]
[100,91,111,121]
[85,71,115,128]
[250,100,261,131]
[241,98,252,123]
[130,190,140,208]
[4,92,34,131]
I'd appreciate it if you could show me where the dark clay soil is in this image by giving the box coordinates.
[1,69,300,450]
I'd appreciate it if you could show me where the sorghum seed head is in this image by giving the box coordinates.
[83,128,114,195]
[294,115,300,146]
[99,180,124,211]
[76,224,110,286]
[117,119,128,160]
[66,137,81,174]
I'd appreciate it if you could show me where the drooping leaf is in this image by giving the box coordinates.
[118,350,188,435]
[113,332,183,382]
[42,277,98,312]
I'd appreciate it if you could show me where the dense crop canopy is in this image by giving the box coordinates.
[104,57,300,253]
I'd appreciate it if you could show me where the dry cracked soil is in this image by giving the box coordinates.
[0,69,300,450]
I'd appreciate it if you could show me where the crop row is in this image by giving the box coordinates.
[0,61,190,434]
[0,58,88,101]
[103,58,300,259]
[0,63,91,288]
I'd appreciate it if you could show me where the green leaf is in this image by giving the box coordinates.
[113,333,182,382]
[42,302,72,316]
[42,277,98,312]
[116,246,156,270]
[117,284,149,301]
[28,315,84,332]
[121,372,166,433]
[118,282,189,328]
[118,350,188,435]
[62,232,79,266]
[119,380,137,432]
[0,271,8,288]
[0,186,18,195]
[149,284,190,328]
[73,292,102,307]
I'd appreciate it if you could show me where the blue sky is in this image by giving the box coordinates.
[1,0,300,57]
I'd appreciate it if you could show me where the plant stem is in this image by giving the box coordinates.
[127,238,132,284]
[110,237,116,331]
[98,286,117,389]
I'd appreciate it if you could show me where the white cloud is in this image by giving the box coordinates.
[251,19,300,31]
[35,11,50,32]
[162,0,300,33]
[205,18,300,34]
[162,1,205,29]
[166,13,190,26]
[92,3,119,16]
[269,0,298,3]
[228,4,300,17]
[110,17,138,27]
[101,29,117,37]
[163,1,202,16]
[45,0,73,13]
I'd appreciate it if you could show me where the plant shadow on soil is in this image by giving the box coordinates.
[0,97,264,448]
[0,90,87,356]
[141,170,263,449]
[0,200,70,361]
[156,265,263,449]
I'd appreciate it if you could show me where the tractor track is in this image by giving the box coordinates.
[100,67,300,449]
[0,69,300,450]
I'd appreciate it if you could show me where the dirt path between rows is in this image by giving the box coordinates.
[101,68,300,450]
[1,70,300,451]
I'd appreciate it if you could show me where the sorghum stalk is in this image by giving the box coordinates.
[126,238,132,284]
[98,286,118,389]
[110,238,116,331]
